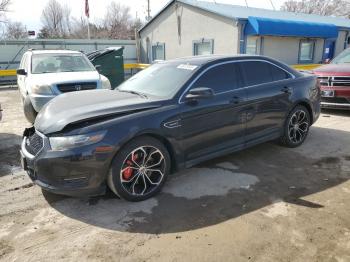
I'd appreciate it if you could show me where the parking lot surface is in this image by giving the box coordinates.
[0,87,350,261]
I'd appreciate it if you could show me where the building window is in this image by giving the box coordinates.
[193,39,214,56]
[299,40,315,63]
[246,37,258,55]
[152,43,165,61]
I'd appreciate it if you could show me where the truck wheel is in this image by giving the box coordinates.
[23,96,37,124]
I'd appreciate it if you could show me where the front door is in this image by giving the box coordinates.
[180,62,247,162]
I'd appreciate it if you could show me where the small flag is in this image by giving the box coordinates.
[85,0,90,18]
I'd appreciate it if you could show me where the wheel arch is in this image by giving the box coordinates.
[292,100,313,124]
[112,131,179,173]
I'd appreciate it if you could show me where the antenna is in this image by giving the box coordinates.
[269,0,276,10]
[244,0,249,7]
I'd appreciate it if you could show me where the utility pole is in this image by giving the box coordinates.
[146,0,151,21]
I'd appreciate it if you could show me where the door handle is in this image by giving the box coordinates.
[281,86,292,94]
[230,96,242,104]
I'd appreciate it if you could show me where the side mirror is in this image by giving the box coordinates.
[17,69,27,76]
[185,87,215,101]
[95,65,101,70]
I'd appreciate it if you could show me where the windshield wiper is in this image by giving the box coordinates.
[118,89,148,98]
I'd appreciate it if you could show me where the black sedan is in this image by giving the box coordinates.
[20,55,321,201]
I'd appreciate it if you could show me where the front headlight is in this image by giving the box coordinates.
[101,75,111,90]
[49,131,107,151]
[32,84,53,95]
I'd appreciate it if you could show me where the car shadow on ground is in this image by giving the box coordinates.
[0,133,22,177]
[44,126,350,234]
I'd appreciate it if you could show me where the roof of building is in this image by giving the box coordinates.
[139,0,350,32]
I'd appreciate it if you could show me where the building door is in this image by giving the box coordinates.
[323,40,335,62]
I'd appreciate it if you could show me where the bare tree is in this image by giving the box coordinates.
[0,0,11,22]
[4,21,27,39]
[281,0,350,18]
[103,2,134,39]
[41,0,71,38]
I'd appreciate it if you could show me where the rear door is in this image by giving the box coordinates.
[180,62,247,162]
[239,61,293,144]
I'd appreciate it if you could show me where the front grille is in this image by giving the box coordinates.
[57,82,97,93]
[318,76,350,87]
[321,97,350,104]
[25,132,44,156]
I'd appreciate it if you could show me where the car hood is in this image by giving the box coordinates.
[313,64,350,76]
[35,90,162,134]
[29,71,101,86]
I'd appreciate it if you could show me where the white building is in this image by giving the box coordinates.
[139,0,350,65]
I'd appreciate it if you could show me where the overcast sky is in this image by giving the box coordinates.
[6,0,285,32]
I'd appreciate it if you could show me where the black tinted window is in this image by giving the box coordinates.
[240,61,272,86]
[193,63,241,93]
[240,61,291,86]
[270,64,291,81]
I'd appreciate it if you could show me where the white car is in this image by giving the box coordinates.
[17,50,111,123]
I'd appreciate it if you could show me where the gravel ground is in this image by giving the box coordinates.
[0,87,350,262]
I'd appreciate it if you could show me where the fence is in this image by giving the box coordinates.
[0,38,137,85]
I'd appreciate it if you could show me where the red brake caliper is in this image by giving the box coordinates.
[122,154,138,180]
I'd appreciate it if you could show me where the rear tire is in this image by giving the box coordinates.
[280,105,310,148]
[107,136,171,202]
[23,96,37,124]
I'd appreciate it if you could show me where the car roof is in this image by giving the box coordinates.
[161,54,278,66]
[158,54,302,78]
[27,50,83,55]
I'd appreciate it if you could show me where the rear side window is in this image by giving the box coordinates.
[192,63,241,93]
[240,61,290,86]
[270,64,291,81]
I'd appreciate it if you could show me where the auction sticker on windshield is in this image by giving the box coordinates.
[177,64,198,70]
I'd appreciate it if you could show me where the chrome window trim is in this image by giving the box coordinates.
[178,59,296,104]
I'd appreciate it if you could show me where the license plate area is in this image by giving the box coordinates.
[321,90,335,97]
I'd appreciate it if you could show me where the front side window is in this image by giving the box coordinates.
[193,39,214,56]
[31,54,95,74]
[299,40,315,63]
[118,62,198,98]
[331,48,350,64]
[192,63,241,93]
[152,43,165,61]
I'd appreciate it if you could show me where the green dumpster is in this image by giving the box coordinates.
[87,47,125,88]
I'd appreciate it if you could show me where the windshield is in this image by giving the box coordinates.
[117,62,198,98]
[31,53,95,74]
[331,49,350,64]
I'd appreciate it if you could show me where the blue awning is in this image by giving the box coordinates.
[245,16,338,38]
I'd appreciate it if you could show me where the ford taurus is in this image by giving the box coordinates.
[20,55,321,201]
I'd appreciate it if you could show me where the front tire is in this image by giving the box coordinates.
[107,136,171,201]
[280,105,310,148]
